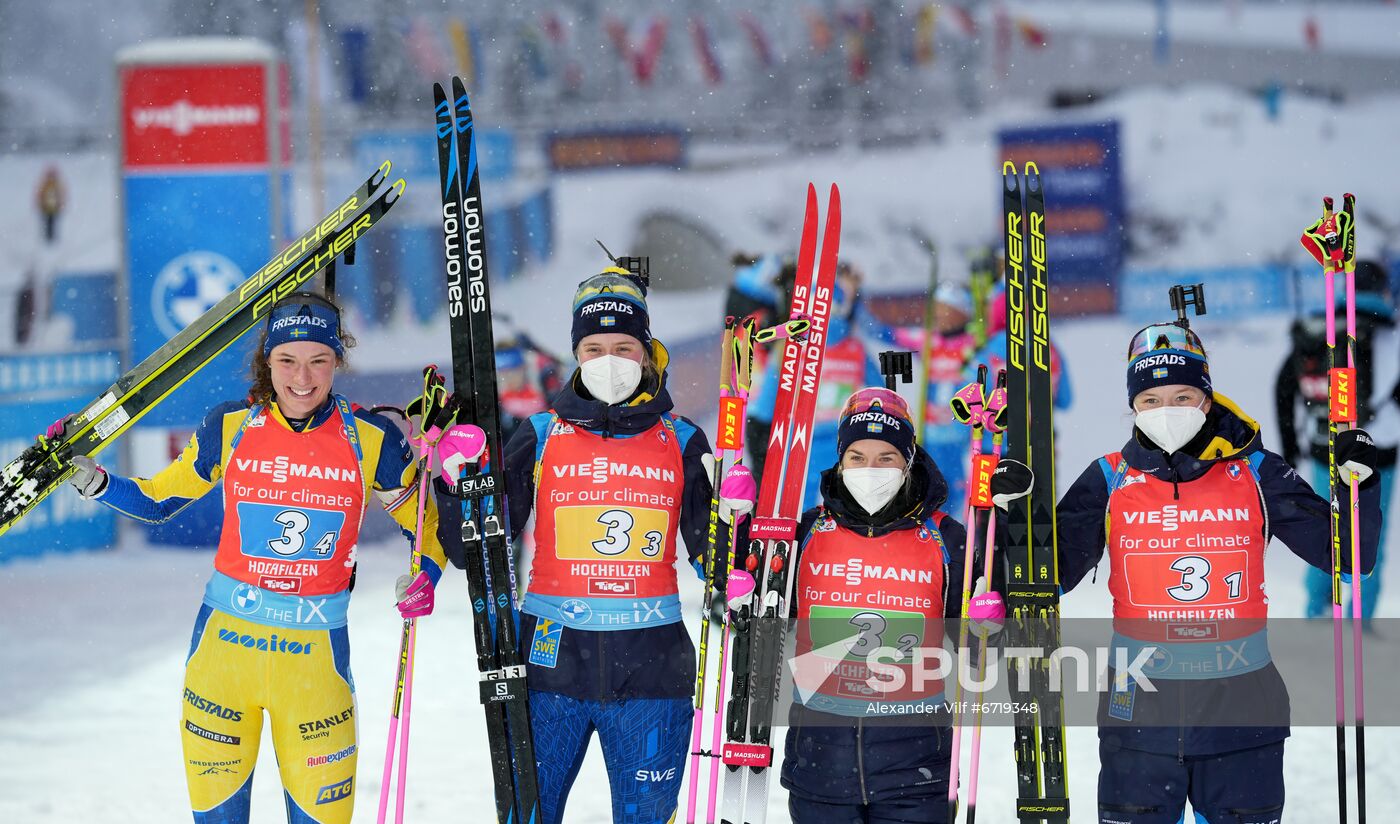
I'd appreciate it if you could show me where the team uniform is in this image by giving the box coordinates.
[95,397,447,823]
[780,448,972,824]
[1054,395,1381,823]
[437,333,716,824]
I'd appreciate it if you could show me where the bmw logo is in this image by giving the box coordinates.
[560,599,592,624]
[231,583,263,615]
[151,251,245,340]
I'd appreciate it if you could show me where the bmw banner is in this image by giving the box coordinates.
[117,39,286,546]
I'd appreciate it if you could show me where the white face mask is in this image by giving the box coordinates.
[842,467,906,515]
[1135,403,1207,453]
[579,355,642,405]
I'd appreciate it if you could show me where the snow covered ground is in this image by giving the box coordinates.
[4,79,1400,821]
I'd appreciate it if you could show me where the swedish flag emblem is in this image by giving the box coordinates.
[867,422,884,433]
[1152,367,1168,380]
[601,316,616,327]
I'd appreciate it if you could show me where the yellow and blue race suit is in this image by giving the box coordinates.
[95,395,447,824]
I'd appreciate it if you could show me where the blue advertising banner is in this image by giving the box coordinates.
[1121,264,1297,324]
[122,171,272,546]
[999,121,1125,315]
[0,350,122,561]
[123,173,270,427]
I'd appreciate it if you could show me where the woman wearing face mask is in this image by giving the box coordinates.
[779,387,998,824]
[439,269,719,824]
[58,292,448,823]
[992,321,1382,823]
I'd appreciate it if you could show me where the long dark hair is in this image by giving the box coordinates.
[247,293,356,405]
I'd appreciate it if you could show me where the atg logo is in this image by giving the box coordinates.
[315,776,353,805]
[151,251,245,339]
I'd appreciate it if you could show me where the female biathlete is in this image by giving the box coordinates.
[437,270,719,824]
[780,387,1001,824]
[63,292,446,823]
[993,319,1381,823]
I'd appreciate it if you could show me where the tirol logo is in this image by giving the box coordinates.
[1168,622,1219,640]
[132,100,260,137]
[315,776,353,805]
[588,577,636,596]
[151,251,245,340]
[259,575,301,593]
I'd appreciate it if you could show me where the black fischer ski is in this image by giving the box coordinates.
[1002,161,1069,822]
[0,163,403,537]
[433,76,540,824]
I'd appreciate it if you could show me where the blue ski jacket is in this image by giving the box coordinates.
[1057,395,1381,757]
[780,448,981,805]
[433,343,719,701]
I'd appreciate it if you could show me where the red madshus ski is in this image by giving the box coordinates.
[1002,161,1069,823]
[720,183,841,824]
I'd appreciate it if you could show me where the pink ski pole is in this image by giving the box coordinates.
[946,366,989,821]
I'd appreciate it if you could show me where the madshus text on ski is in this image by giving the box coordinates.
[0,76,1382,824]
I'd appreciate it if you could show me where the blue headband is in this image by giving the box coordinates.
[264,300,344,357]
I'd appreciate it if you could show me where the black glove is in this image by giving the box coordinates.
[989,459,1033,510]
[1335,428,1377,485]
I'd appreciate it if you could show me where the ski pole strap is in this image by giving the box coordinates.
[754,317,810,344]
[950,379,986,426]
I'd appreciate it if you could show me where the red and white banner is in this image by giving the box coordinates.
[120,63,269,168]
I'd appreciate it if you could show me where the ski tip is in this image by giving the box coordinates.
[828,182,840,203]
[1025,161,1041,188]
[1003,159,1018,178]
[371,160,391,187]
[388,178,407,203]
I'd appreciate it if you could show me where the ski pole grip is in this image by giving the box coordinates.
[720,321,736,395]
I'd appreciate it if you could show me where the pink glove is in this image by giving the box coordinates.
[719,464,757,524]
[435,424,488,479]
[395,571,435,619]
[968,590,1005,638]
[726,569,756,608]
[46,415,72,440]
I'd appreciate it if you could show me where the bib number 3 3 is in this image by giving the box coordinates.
[555,506,669,561]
